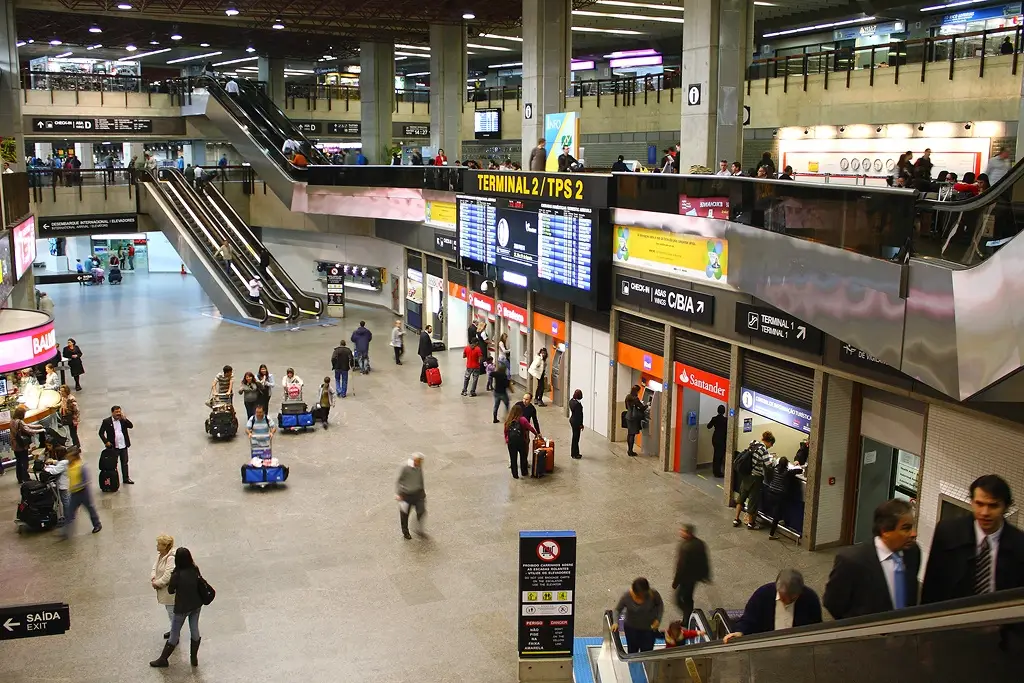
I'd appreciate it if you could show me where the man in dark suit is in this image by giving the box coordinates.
[922,474,1024,603]
[568,389,584,459]
[671,523,711,624]
[417,325,434,383]
[706,405,727,477]
[723,569,822,642]
[98,405,135,485]
[824,499,921,620]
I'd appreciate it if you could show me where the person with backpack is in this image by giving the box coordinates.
[504,403,540,480]
[246,403,275,449]
[9,406,43,482]
[491,362,511,423]
[150,547,208,668]
[624,385,648,457]
[331,340,354,397]
[351,321,373,374]
[732,430,775,530]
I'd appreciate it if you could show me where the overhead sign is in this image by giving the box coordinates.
[524,103,534,120]
[33,118,152,133]
[686,84,702,106]
[402,124,430,137]
[466,170,610,206]
[543,112,580,172]
[614,226,727,284]
[0,603,71,641]
[327,121,360,135]
[518,531,576,659]
[496,300,528,325]
[469,291,495,313]
[679,195,730,220]
[839,342,900,374]
[735,302,822,354]
[833,20,905,40]
[740,387,812,434]
[295,122,320,134]
[674,361,730,401]
[432,229,458,257]
[425,200,457,229]
[616,342,664,377]
[38,214,138,237]
[614,274,715,326]
[95,117,153,133]
[941,5,1019,25]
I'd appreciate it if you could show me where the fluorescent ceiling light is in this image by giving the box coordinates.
[572,26,644,34]
[117,3,132,8]
[54,51,73,58]
[596,0,684,10]
[573,9,684,23]
[396,44,430,51]
[213,56,258,66]
[49,39,62,45]
[87,44,102,50]
[488,61,523,68]
[285,69,314,74]
[754,1,777,5]
[609,54,663,68]
[166,51,223,64]
[125,44,137,51]
[467,43,513,51]
[16,40,25,47]
[272,20,284,29]
[89,26,102,33]
[245,46,256,53]
[463,12,475,19]
[394,56,407,60]
[225,7,239,16]
[762,16,876,38]
[200,43,210,47]
[405,71,430,76]
[919,0,983,10]
[119,47,170,60]
[171,34,183,41]
[604,48,657,58]
[477,33,523,42]
[571,60,596,71]
[395,51,431,57]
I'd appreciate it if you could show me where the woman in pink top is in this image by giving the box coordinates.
[504,403,539,480]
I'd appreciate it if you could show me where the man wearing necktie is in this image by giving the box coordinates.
[922,475,1024,604]
[824,499,921,620]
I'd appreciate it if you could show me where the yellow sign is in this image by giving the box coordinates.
[474,172,587,202]
[808,161,819,173]
[613,225,728,284]
[425,200,457,228]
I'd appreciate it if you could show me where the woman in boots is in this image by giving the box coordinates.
[151,547,203,667]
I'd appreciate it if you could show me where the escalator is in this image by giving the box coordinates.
[593,589,1024,683]
[196,179,323,320]
[138,169,290,326]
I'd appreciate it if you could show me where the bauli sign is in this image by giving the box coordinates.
[0,316,56,374]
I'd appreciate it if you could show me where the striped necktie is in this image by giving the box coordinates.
[975,537,992,595]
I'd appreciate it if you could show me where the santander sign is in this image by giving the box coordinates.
[673,361,729,401]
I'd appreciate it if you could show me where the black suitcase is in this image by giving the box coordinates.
[431,341,446,352]
[281,401,308,415]
[99,448,119,471]
[424,355,439,369]
[17,501,57,531]
[99,469,120,492]
[205,409,238,439]
[532,449,547,479]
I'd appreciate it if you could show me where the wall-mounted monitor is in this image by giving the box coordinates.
[474,108,502,140]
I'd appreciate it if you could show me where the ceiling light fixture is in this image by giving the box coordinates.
[246,46,256,52]
[571,26,644,34]
[87,44,102,50]
[573,9,685,23]
[171,33,183,40]
[213,55,259,66]
[117,2,133,8]
[225,7,239,16]
[120,47,171,60]
[49,39,62,45]
[604,48,658,58]
[200,43,210,47]
[596,0,684,10]
[762,16,875,38]
[394,56,407,60]
[919,0,983,11]
[150,40,160,45]
[477,33,523,42]
[395,51,431,57]
[15,40,26,47]
[89,26,102,33]
[404,71,430,76]
[463,12,476,19]
[487,61,523,68]
[272,19,285,29]
[395,43,431,51]
[166,51,224,64]
[54,51,73,58]
[753,1,777,5]
[466,42,513,51]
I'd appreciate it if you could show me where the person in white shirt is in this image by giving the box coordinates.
[225,79,240,97]
[44,452,71,518]
[98,405,135,485]
[281,368,304,400]
[246,276,262,303]
[715,159,732,176]
[985,148,1012,186]
[43,363,61,390]
[724,569,822,642]
[2,162,14,174]
[281,138,300,158]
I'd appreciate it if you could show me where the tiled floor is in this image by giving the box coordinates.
[0,274,836,682]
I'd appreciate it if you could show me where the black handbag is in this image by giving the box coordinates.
[198,575,216,605]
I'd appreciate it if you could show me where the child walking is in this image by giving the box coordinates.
[316,377,336,429]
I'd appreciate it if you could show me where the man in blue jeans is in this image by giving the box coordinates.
[330,340,354,398]
[351,321,373,374]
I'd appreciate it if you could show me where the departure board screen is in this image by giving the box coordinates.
[457,195,603,304]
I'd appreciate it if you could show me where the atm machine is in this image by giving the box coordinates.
[640,380,663,457]
[550,343,565,407]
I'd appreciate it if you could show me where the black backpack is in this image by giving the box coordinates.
[507,418,524,441]
[733,447,754,478]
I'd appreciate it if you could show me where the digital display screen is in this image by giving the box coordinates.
[474,109,501,139]
[458,196,496,265]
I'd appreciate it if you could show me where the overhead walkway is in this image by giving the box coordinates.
[138,168,321,325]
[590,589,1024,683]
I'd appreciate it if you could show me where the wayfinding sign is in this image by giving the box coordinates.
[518,530,576,659]
[735,302,823,354]
[615,273,715,325]
[0,603,70,640]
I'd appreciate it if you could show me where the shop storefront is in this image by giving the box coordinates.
[405,250,423,332]
[425,255,444,341]
[532,307,568,407]
[446,271,469,350]
[671,331,733,475]
[495,298,529,385]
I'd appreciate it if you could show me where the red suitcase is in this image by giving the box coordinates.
[426,367,442,387]
[532,437,555,475]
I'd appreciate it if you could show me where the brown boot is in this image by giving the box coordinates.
[149,642,175,667]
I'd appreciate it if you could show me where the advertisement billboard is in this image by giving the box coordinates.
[543,112,580,172]
[613,225,727,283]
[0,230,13,305]
[678,195,730,219]
[12,216,36,280]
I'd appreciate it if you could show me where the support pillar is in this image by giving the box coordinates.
[679,0,750,170]
[0,0,25,172]
[258,56,286,111]
[360,41,395,164]
[660,330,674,472]
[122,142,144,167]
[74,143,95,169]
[429,24,465,162]
[521,0,571,169]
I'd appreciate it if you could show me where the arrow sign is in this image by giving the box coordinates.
[797,326,806,339]
[36,121,45,129]
[4,617,21,631]
[697,301,705,313]
[0,603,70,641]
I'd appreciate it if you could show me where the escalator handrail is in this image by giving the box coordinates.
[236,80,331,165]
[687,609,713,644]
[915,155,1024,212]
[200,184,322,317]
[604,586,1024,662]
[710,608,735,640]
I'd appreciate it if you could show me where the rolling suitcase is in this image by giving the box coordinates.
[281,401,308,415]
[99,448,119,471]
[99,469,120,492]
[426,367,442,387]
[532,437,555,475]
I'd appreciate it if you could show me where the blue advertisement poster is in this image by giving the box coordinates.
[739,387,812,434]
[542,112,580,171]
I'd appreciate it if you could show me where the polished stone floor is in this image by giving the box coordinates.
[0,274,836,682]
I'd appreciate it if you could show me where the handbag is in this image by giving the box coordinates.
[198,575,216,605]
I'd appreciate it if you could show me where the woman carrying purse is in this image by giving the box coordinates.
[151,547,214,668]
[58,384,80,446]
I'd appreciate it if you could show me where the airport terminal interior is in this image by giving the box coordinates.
[2,0,1024,681]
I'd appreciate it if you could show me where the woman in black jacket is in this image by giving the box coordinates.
[62,338,84,391]
[766,457,801,540]
[151,547,205,668]
[624,385,646,457]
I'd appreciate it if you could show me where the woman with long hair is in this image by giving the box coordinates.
[151,535,176,638]
[62,338,84,391]
[58,384,81,446]
[255,364,274,415]
[151,547,205,668]
[624,384,647,457]
[238,371,260,420]
[504,403,539,480]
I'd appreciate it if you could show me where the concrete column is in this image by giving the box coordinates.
[74,143,95,169]
[563,301,572,420]
[608,308,620,442]
[679,0,751,170]
[660,328,674,472]
[803,369,829,550]
[430,24,465,162]
[360,41,395,164]
[122,142,144,167]
[258,56,286,110]
[0,0,25,172]
[521,0,571,168]
[723,344,741,506]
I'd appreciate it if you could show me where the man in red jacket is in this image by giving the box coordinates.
[462,343,483,397]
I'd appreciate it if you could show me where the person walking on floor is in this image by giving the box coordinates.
[351,321,373,374]
[504,403,540,480]
[492,362,511,423]
[58,385,81,447]
[732,431,775,530]
[624,385,648,457]
[612,577,664,653]
[569,389,584,459]
[151,534,176,638]
[316,377,335,429]
[62,338,85,391]
[60,447,102,538]
[672,524,711,624]
[707,405,728,477]
[390,320,405,365]
[150,547,207,668]
[331,340,354,397]
[462,341,484,396]
[238,371,260,420]
[10,406,43,482]
[396,453,427,540]
[98,405,135,485]
[255,364,274,415]
[528,347,549,406]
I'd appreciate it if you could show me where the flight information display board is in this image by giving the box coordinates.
[458,196,496,265]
